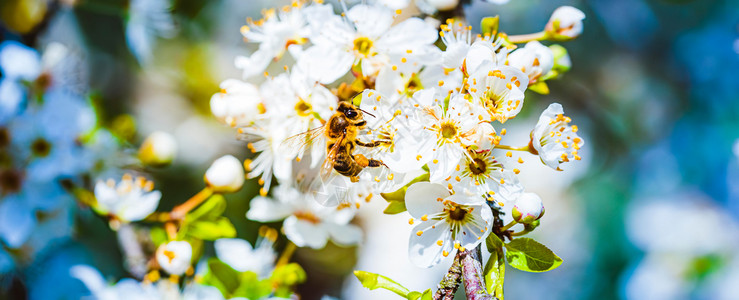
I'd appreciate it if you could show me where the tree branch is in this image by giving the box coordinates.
[433,252,462,300]
[460,246,496,300]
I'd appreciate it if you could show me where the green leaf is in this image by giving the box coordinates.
[528,81,550,95]
[504,238,562,272]
[549,44,571,73]
[384,200,407,214]
[480,16,500,39]
[483,248,505,298]
[202,259,241,296]
[354,270,410,298]
[380,173,429,202]
[380,173,429,215]
[407,289,433,300]
[486,233,504,254]
[232,272,272,299]
[187,194,227,221]
[484,233,505,297]
[150,227,168,247]
[271,263,307,287]
[184,217,237,241]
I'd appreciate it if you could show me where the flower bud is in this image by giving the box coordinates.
[138,131,177,167]
[549,44,571,74]
[545,6,585,41]
[511,193,545,223]
[204,155,245,193]
[507,41,554,84]
[471,122,496,152]
[156,241,192,275]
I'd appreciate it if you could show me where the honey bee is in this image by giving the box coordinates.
[284,101,386,182]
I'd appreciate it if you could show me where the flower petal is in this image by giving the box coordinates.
[214,238,253,272]
[405,182,450,218]
[408,220,453,268]
[283,215,329,249]
[246,196,293,222]
[327,223,363,246]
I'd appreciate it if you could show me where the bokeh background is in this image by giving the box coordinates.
[1,0,739,299]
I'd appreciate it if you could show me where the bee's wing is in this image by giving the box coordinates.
[320,135,344,181]
[280,125,326,159]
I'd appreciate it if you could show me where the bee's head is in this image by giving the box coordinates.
[337,101,363,122]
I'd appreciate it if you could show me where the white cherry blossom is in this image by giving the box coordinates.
[236,1,332,78]
[405,182,493,268]
[298,4,438,83]
[531,103,584,170]
[413,89,491,182]
[215,233,276,277]
[468,65,528,123]
[246,184,362,249]
[210,79,264,128]
[93,174,161,223]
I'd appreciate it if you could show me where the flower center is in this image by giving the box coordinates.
[0,169,23,194]
[163,250,176,263]
[440,122,457,139]
[31,138,52,157]
[448,205,468,221]
[0,128,9,148]
[404,74,423,96]
[294,211,321,224]
[468,158,486,175]
[294,99,313,117]
[353,37,374,57]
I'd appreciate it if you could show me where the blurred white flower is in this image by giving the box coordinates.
[247,184,362,249]
[545,6,586,41]
[530,103,584,170]
[93,174,162,223]
[156,241,193,276]
[138,131,177,167]
[210,79,264,128]
[126,0,176,64]
[215,233,276,277]
[204,155,245,193]
[405,182,493,267]
[71,264,224,299]
[240,121,293,195]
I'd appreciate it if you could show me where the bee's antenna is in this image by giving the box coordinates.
[360,109,375,118]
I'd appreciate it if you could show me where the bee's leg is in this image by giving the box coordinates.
[354,153,370,167]
[355,140,383,148]
[354,154,385,168]
[366,158,385,168]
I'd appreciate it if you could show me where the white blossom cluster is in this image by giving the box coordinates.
[212,0,586,267]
